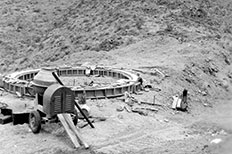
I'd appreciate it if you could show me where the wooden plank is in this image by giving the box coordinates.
[131,108,148,116]
[57,114,80,148]
[139,107,159,112]
[63,114,89,149]
[140,101,164,107]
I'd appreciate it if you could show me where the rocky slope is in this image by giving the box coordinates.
[0,0,232,71]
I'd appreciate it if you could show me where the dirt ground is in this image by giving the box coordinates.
[0,0,232,154]
[0,81,231,154]
[0,36,232,153]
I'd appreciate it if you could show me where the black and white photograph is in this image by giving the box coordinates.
[0,0,232,153]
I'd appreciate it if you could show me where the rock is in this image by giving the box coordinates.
[227,71,232,79]
[16,91,23,98]
[219,78,229,90]
[144,87,150,92]
[202,145,208,151]
[116,105,124,112]
[164,119,169,123]
[117,114,123,119]
[200,90,207,96]
[210,138,222,144]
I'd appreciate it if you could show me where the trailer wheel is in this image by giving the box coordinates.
[29,111,41,134]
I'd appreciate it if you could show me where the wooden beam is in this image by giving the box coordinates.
[57,114,80,148]
[63,114,89,149]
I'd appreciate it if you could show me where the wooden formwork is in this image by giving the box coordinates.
[2,67,140,99]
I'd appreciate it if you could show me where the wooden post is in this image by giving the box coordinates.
[153,95,155,104]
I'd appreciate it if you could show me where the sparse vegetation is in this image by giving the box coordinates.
[0,0,231,72]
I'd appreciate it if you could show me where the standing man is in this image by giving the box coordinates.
[137,73,143,91]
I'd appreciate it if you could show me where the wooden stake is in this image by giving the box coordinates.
[153,95,155,104]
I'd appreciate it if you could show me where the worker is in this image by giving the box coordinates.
[180,89,188,111]
[85,67,91,77]
[174,89,188,111]
[137,73,143,90]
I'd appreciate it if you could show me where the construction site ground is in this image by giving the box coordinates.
[0,37,232,154]
[1,0,232,153]
[0,84,231,154]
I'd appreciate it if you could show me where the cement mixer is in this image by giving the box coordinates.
[29,68,78,133]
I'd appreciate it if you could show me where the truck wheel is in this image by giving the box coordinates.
[29,111,41,134]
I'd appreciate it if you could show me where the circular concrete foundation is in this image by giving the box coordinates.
[2,66,140,99]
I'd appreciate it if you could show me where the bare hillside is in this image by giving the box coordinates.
[0,0,232,71]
